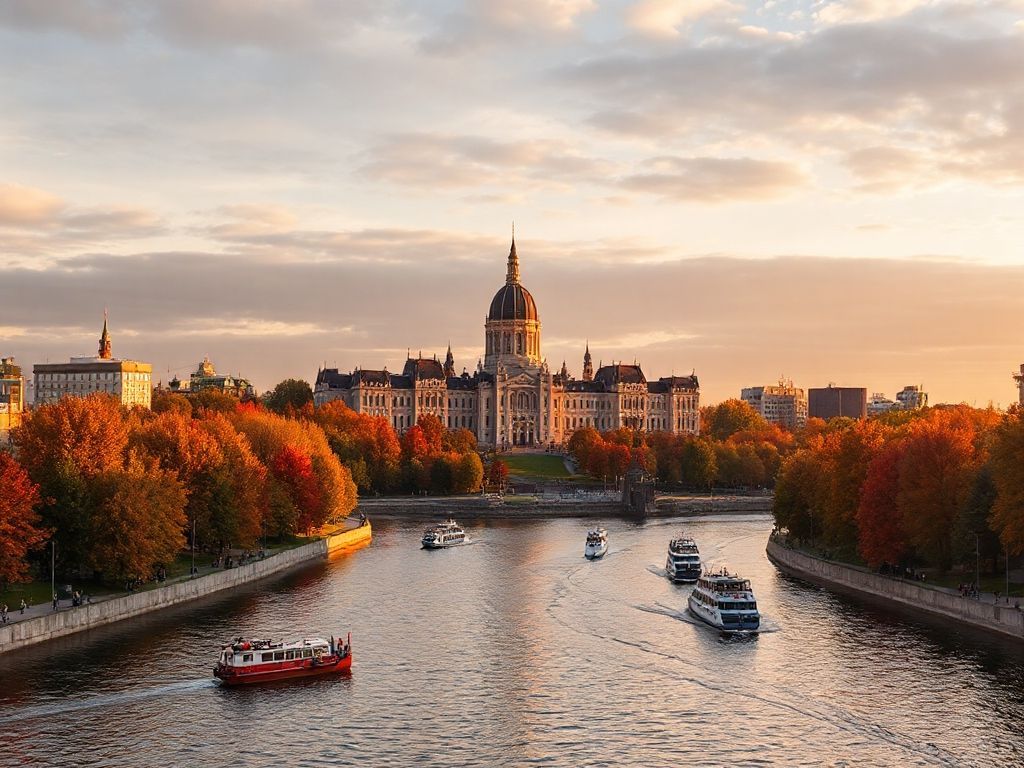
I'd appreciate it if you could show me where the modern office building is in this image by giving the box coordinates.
[808,385,867,420]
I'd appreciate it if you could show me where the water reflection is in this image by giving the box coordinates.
[2,515,1023,767]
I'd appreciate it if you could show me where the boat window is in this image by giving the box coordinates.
[303,649,313,658]
[274,651,285,661]
[262,652,273,662]
[243,654,253,662]
[286,650,295,660]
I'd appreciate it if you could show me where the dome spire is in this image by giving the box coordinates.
[98,308,112,359]
[506,222,520,284]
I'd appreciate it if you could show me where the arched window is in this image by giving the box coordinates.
[504,334,511,354]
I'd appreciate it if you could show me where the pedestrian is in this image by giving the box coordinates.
[52,592,58,611]
[20,598,27,614]
[1,604,8,624]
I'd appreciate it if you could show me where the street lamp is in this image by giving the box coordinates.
[190,515,196,579]
[974,531,981,594]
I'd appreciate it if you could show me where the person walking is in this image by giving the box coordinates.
[19,598,27,615]
[1,604,8,624]
[52,592,58,611]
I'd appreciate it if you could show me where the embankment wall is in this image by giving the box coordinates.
[766,538,1024,640]
[0,522,373,654]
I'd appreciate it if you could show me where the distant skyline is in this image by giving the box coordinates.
[1,1,1023,406]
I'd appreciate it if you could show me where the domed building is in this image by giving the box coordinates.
[314,237,701,448]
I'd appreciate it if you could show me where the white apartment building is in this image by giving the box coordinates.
[33,316,152,409]
[741,379,807,429]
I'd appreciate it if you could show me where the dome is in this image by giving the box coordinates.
[486,236,539,321]
[488,282,538,321]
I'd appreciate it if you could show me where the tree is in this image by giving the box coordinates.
[856,443,908,568]
[488,458,509,490]
[12,394,129,573]
[416,414,445,455]
[271,446,323,535]
[773,450,826,543]
[429,454,454,494]
[700,399,769,441]
[265,379,313,415]
[452,452,484,493]
[86,456,187,583]
[0,452,47,586]
[151,391,193,417]
[897,412,978,571]
[681,438,717,489]
[988,410,1024,555]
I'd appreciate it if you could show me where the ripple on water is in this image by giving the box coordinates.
[1,516,1023,767]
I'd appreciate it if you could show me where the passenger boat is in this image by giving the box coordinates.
[584,527,608,559]
[688,569,760,631]
[213,634,351,685]
[422,519,468,549]
[665,535,702,583]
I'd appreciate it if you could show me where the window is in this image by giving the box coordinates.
[243,653,253,662]
[274,651,285,661]
[262,652,273,662]
[303,649,313,658]
[286,650,295,660]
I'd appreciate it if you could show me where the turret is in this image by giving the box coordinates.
[98,310,112,359]
[582,341,593,381]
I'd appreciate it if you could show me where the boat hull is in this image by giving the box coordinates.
[215,654,352,686]
[687,596,759,631]
[422,539,468,549]
[584,544,607,559]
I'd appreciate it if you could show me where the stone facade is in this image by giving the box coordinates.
[314,239,700,448]
[33,317,152,409]
[0,356,24,442]
[168,357,255,398]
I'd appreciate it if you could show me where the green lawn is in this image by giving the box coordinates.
[499,454,572,479]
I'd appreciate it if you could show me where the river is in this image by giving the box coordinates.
[2,514,1023,767]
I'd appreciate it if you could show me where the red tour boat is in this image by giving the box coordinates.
[213,634,352,685]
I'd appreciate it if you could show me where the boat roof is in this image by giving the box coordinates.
[223,637,333,651]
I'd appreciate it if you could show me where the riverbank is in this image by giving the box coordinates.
[766,536,1024,641]
[358,494,772,519]
[0,520,372,654]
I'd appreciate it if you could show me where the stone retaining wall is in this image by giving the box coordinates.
[0,521,374,654]
[766,538,1024,640]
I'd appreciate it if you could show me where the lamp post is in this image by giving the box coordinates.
[1006,541,1010,603]
[50,540,55,610]
[974,532,981,594]
[190,515,196,579]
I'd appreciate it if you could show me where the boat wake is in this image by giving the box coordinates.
[0,678,216,725]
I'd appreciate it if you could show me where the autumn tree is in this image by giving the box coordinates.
[13,394,129,572]
[897,412,978,571]
[315,401,401,493]
[265,379,314,415]
[271,446,323,535]
[773,450,826,543]
[452,452,484,493]
[86,455,187,582]
[488,458,509,490]
[681,438,717,489]
[988,410,1024,555]
[856,443,908,568]
[700,399,769,441]
[0,452,47,587]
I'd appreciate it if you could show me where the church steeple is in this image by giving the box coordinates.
[582,341,593,381]
[98,309,112,359]
[444,342,455,377]
[505,226,520,284]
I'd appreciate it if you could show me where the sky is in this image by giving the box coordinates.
[1,0,1023,406]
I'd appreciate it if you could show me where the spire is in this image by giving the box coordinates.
[506,225,520,284]
[582,341,593,381]
[444,342,455,377]
[560,360,569,380]
[98,309,112,359]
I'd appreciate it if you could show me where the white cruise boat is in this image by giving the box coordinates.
[665,535,702,583]
[422,519,469,549]
[584,527,608,559]
[688,568,760,631]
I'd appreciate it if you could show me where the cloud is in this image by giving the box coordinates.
[621,156,807,201]
[814,0,933,26]
[358,133,610,190]
[0,0,136,40]
[419,0,595,55]
[626,0,737,38]
[0,183,164,262]
[0,183,65,225]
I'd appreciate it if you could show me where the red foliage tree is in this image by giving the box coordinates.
[856,443,908,568]
[0,452,47,586]
[272,446,323,535]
